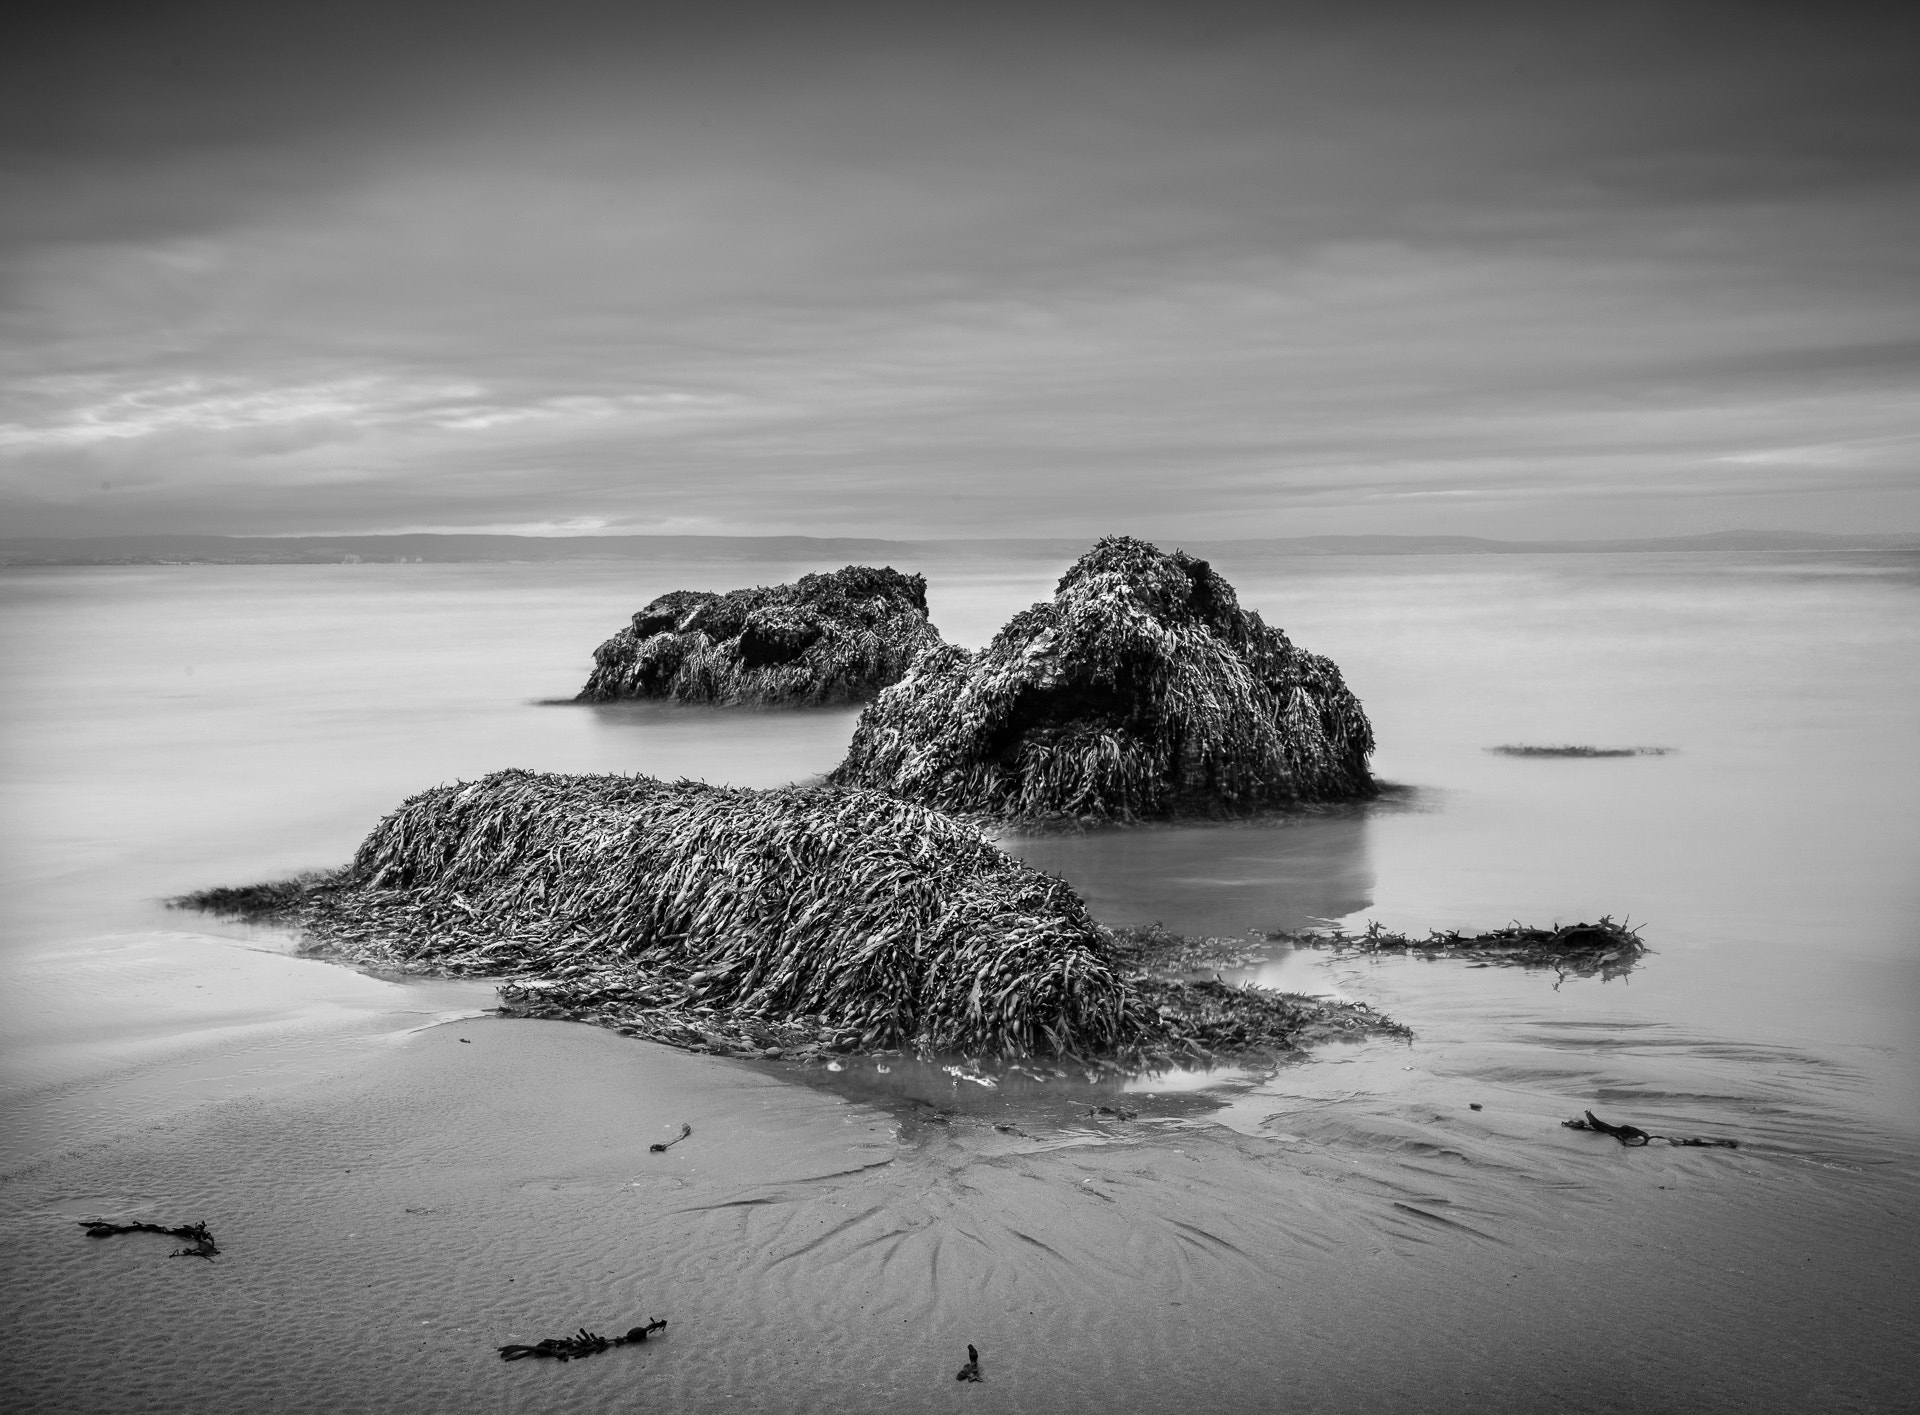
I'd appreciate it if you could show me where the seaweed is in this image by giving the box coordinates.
[577,565,941,707]
[176,769,1146,1059]
[1130,976,1410,1059]
[956,1344,982,1382]
[1564,1110,1738,1148]
[1488,745,1672,758]
[1107,924,1274,976]
[649,1122,692,1153]
[80,1220,219,1259]
[173,875,327,917]
[499,1319,666,1362]
[173,770,1407,1070]
[1275,917,1646,981]
[830,536,1375,823]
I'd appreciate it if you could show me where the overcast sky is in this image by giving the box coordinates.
[3,1,1916,540]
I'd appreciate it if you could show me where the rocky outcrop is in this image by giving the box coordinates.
[830,536,1375,821]
[577,565,941,706]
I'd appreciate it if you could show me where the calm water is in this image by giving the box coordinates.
[1,548,1916,1174]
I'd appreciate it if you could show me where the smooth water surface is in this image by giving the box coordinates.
[1,549,1915,1175]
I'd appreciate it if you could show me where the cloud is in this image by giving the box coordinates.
[2,2,1917,538]
[0,375,462,448]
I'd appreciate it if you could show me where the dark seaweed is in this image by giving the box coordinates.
[498,1319,667,1362]
[1563,1110,1738,1149]
[1488,745,1671,758]
[1277,917,1646,982]
[80,1220,219,1259]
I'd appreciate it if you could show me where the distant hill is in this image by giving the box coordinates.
[2,529,1915,567]
[1199,530,1920,556]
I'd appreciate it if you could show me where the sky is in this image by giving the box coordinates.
[3,1,1917,541]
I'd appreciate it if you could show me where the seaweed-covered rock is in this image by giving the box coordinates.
[175,769,1408,1066]
[830,536,1375,821]
[578,565,940,706]
[188,769,1145,1057]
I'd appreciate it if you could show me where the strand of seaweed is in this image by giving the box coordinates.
[1488,744,1672,758]
[499,1319,666,1362]
[1564,1110,1738,1149]
[80,1220,219,1259]
[174,771,1407,1073]
[1274,917,1647,982]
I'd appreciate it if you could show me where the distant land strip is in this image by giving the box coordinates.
[3,529,1917,567]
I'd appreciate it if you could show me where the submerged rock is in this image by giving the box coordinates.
[577,564,942,706]
[830,536,1376,822]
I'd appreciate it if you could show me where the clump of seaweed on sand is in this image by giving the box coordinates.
[1111,924,1408,1052]
[176,770,1402,1071]
[1273,918,1647,981]
[577,565,942,707]
[828,536,1375,824]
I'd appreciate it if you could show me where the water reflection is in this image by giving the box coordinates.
[1000,810,1377,939]
[773,1045,1271,1133]
[575,698,863,788]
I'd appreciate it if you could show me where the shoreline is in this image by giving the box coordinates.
[3,1016,1914,1414]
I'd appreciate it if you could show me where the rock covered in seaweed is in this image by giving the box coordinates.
[175,769,1412,1066]
[225,769,1149,1057]
[578,565,942,706]
[829,536,1376,822]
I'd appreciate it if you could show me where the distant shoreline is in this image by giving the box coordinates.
[4,528,1917,567]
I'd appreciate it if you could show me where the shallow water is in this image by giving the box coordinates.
[1,548,1916,1179]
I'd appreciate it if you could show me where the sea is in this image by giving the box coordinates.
[2,545,1916,1182]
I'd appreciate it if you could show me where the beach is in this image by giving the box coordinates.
[5,1017,1913,1414]
[2,546,1917,1412]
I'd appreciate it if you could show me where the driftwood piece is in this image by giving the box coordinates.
[955,1343,982,1382]
[1563,1110,1739,1149]
[79,1220,219,1259]
[649,1122,693,1153]
[498,1318,667,1363]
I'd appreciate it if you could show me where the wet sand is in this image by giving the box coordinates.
[2,1018,1912,1415]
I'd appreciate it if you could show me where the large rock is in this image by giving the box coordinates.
[830,536,1375,821]
[577,564,941,706]
[174,769,1407,1065]
[183,769,1144,1057]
